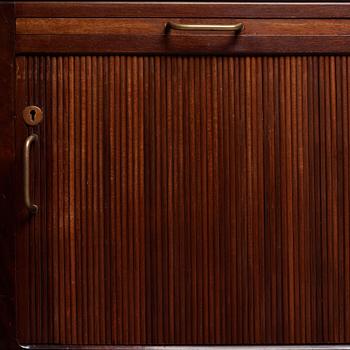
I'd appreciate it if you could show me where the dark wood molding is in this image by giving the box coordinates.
[0,1,17,350]
[17,346,350,350]
[14,2,350,19]
[18,18,350,36]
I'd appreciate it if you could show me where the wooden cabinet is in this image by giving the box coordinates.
[3,1,350,349]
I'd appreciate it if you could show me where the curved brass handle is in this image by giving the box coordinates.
[165,22,244,32]
[23,133,39,214]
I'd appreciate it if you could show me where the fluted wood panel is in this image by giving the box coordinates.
[16,55,350,345]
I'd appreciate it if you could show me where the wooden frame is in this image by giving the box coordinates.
[0,1,17,349]
[14,2,350,19]
[15,346,350,349]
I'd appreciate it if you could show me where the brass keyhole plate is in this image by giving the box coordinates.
[23,105,43,126]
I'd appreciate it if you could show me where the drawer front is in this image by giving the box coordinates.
[15,2,350,55]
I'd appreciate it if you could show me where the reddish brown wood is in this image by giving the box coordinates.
[16,34,350,55]
[15,17,350,55]
[15,54,350,346]
[0,2,16,349]
[17,18,350,36]
[12,2,350,348]
[15,2,350,56]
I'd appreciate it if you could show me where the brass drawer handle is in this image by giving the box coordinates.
[23,133,39,215]
[165,22,244,32]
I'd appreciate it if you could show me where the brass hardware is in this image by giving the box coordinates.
[23,105,43,126]
[24,134,39,215]
[165,22,244,32]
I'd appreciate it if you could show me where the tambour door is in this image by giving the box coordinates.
[15,54,350,347]
[14,3,350,348]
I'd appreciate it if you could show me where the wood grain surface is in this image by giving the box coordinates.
[15,1,350,56]
[16,17,350,55]
[15,2,350,56]
[17,18,350,36]
[14,2,350,19]
[15,54,350,346]
[15,17,350,55]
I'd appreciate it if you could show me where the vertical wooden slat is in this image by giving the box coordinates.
[330,56,339,343]
[145,55,154,344]
[245,56,254,344]
[252,56,262,343]
[28,55,35,342]
[143,56,152,344]
[188,56,197,344]
[39,55,48,344]
[343,56,350,342]
[178,56,185,344]
[335,56,344,343]
[291,56,300,343]
[91,55,99,344]
[74,55,83,345]
[114,55,123,345]
[319,56,328,342]
[325,56,334,341]
[102,56,110,344]
[62,55,71,344]
[33,56,41,342]
[306,56,316,343]
[279,56,289,343]
[108,55,116,345]
[138,56,146,345]
[312,55,323,342]
[345,57,350,340]
[120,55,128,344]
[50,56,59,343]
[221,56,230,343]
[257,56,266,344]
[166,55,175,344]
[68,55,77,344]
[85,55,93,344]
[199,56,209,345]
[296,56,305,343]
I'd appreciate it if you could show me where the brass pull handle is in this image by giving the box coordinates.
[165,22,244,32]
[23,133,39,214]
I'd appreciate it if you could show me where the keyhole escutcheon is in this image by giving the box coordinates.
[23,105,43,126]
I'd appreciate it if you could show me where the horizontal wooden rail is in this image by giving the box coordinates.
[15,2,350,19]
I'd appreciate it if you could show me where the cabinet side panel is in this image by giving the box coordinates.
[0,2,16,349]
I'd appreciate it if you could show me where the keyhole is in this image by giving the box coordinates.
[30,109,36,122]
[23,106,42,126]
